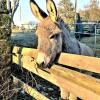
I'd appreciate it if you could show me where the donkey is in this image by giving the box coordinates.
[30,0,95,99]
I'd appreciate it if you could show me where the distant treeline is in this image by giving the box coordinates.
[58,0,100,23]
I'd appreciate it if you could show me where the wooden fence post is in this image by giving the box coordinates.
[0,0,12,99]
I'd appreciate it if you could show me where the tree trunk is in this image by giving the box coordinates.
[0,0,12,99]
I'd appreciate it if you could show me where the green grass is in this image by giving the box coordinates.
[11,32,100,57]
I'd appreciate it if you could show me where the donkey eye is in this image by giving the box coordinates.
[49,34,59,39]
[49,35,55,39]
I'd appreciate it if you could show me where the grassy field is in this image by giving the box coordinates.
[80,35,100,57]
[11,31,100,57]
[11,32,37,48]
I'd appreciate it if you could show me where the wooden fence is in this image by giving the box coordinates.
[12,46,100,100]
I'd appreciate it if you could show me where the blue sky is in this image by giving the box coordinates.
[13,0,96,26]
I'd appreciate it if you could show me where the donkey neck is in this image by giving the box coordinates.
[59,20,73,52]
[58,18,71,40]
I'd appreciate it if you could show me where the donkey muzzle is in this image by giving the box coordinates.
[36,52,50,68]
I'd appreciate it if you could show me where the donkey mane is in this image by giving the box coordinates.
[58,18,80,53]
[58,18,94,56]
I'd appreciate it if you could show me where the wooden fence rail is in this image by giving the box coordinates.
[12,46,100,100]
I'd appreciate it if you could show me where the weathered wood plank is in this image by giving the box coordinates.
[51,65,100,100]
[13,47,100,73]
[58,53,100,73]
[13,76,49,100]
[13,54,58,85]
[13,54,100,100]
[53,75,100,100]
[13,46,37,58]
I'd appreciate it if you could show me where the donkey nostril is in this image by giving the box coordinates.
[36,61,45,67]
[41,62,44,66]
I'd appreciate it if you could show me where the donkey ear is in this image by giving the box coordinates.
[30,0,47,21]
[46,0,57,22]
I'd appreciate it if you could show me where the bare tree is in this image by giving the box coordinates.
[89,0,100,21]
[7,0,20,26]
[80,0,100,21]
[58,0,75,24]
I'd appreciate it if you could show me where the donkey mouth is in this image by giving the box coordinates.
[36,59,56,69]
[36,61,45,68]
[36,58,54,69]
[36,53,60,69]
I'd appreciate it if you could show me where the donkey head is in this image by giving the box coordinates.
[30,0,62,68]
